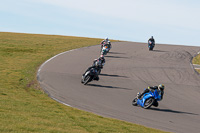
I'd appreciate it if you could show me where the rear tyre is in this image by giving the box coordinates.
[132,98,138,106]
[153,100,159,107]
[143,98,155,109]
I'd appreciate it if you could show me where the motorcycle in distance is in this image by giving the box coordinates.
[101,46,109,55]
[100,42,111,55]
[81,67,98,85]
[148,40,155,51]
[132,88,162,109]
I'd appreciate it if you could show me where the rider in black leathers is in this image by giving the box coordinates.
[148,36,155,45]
[83,55,105,80]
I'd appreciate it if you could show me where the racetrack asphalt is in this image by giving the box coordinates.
[38,42,200,133]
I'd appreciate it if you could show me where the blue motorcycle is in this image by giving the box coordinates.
[132,89,162,109]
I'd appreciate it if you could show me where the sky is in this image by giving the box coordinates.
[0,0,200,46]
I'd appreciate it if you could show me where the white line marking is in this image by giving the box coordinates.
[193,64,200,66]
[37,49,79,107]
[37,49,77,74]
[51,97,72,107]
[37,45,98,107]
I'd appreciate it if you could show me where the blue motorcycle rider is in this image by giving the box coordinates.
[137,84,164,106]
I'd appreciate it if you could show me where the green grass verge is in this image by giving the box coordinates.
[0,32,168,133]
[192,53,200,73]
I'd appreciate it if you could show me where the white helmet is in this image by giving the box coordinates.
[105,37,109,41]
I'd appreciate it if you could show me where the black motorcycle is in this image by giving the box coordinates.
[81,68,98,85]
[148,40,155,51]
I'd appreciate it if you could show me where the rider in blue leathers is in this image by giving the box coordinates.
[137,84,164,100]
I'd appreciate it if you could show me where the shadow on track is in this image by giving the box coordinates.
[152,50,167,52]
[87,84,132,90]
[108,51,125,54]
[100,73,128,78]
[149,108,199,116]
[105,55,129,59]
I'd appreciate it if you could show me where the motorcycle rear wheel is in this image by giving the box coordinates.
[153,100,159,107]
[97,69,101,75]
[149,47,153,51]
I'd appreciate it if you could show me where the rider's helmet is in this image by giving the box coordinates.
[99,54,104,60]
[151,36,154,39]
[94,59,101,67]
[158,84,164,91]
[105,37,109,41]
[99,55,105,63]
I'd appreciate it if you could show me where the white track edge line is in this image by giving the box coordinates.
[37,45,98,107]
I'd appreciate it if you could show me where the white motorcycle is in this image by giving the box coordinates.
[101,46,110,55]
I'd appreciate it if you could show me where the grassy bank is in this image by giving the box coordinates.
[0,32,167,133]
[192,53,200,73]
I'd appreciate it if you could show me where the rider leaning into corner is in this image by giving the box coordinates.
[101,37,112,49]
[137,84,165,105]
[148,36,155,44]
[93,55,105,69]
[83,55,105,81]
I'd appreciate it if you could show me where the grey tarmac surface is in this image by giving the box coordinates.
[38,42,200,133]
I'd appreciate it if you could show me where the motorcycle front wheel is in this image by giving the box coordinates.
[83,75,91,85]
[132,98,138,106]
[143,98,155,109]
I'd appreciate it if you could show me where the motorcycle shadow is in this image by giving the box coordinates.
[151,50,167,52]
[87,83,132,90]
[100,73,128,78]
[105,55,129,59]
[149,107,199,116]
[108,52,125,54]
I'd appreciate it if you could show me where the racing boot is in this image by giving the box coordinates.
[93,76,99,81]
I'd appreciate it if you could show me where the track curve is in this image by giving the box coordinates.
[38,42,200,133]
